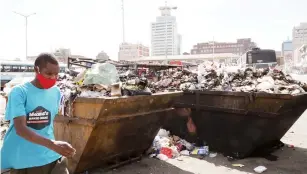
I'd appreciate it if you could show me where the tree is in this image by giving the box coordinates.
[96,51,109,61]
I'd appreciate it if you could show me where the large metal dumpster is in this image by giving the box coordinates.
[174,91,307,158]
[54,92,181,173]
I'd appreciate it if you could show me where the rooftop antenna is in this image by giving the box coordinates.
[159,1,177,16]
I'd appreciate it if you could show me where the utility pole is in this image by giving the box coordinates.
[212,36,215,59]
[121,0,125,43]
[13,11,36,60]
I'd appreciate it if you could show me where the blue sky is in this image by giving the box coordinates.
[0,0,306,60]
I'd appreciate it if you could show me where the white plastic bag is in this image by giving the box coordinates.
[170,145,180,158]
[152,136,170,150]
[83,63,119,85]
[254,166,267,173]
[157,154,168,161]
[157,129,170,137]
[256,76,275,91]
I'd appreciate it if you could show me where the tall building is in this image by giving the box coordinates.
[151,3,181,56]
[282,40,293,55]
[281,40,293,66]
[190,38,256,56]
[292,23,307,50]
[118,43,149,61]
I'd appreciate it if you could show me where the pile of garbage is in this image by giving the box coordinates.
[56,62,154,116]
[148,68,198,93]
[0,117,9,141]
[57,62,152,98]
[197,62,306,94]
[148,129,217,161]
[55,60,307,111]
[149,62,307,94]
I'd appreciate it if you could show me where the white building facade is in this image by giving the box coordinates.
[118,43,149,61]
[281,40,293,67]
[26,48,72,63]
[151,4,181,56]
[292,23,307,51]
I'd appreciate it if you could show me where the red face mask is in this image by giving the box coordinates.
[36,73,57,89]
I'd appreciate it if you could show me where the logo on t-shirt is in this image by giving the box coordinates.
[26,106,51,130]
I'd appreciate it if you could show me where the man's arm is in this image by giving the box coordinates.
[14,116,54,148]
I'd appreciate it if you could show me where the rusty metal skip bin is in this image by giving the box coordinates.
[54,92,181,174]
[174,91,307,158]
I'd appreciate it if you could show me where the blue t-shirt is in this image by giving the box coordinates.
[1,82,62,170]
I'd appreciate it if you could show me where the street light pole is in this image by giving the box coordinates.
[212,36,215,58]
[13,11,36,60]
[121,0,125,43]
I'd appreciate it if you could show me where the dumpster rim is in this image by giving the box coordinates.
[74,91,182,103]
[181,90,307,99]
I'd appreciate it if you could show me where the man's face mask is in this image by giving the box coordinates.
[36,66,57,89]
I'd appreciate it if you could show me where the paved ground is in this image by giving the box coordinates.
[1,74,307,174]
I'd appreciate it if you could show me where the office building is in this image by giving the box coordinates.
[292,23,307,50]
[282,40,293,55]
[151,3,181,56]
[281,40,293,65]
[190,38,256,56]
[118,43,149,61]
[26,48,72,63]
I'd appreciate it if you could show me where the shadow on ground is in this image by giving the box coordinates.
[202,146,307,174]
[90,157,193,174]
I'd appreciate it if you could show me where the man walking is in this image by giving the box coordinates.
[1,53,76,174]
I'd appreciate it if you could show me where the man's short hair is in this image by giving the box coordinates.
[34,53,59,69]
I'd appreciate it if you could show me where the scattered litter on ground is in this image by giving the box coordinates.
[232,164,245,167]
[156,154,168,161]
[254,166,267,173]
[288,144,295,148]
[209,152,217,158]
[180,150,190,156]
[149,128,213,161]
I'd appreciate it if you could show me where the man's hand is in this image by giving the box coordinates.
[49,141,76,158]
[187,116,196,134]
